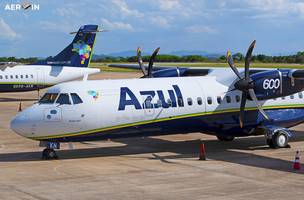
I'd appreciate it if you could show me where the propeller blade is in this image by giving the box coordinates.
[248,89,269,120]
[244,40,256,80]
[147,47,160,77]
[137,47,147,76]
[239,92,247,128]
[226,50,242,80]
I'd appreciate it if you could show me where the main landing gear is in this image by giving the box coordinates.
[40,141,60,160]
[266,131,290,149]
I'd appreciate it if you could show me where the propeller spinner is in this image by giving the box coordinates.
[226,40,269,128]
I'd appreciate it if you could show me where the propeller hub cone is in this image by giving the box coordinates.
[234,79,254,91]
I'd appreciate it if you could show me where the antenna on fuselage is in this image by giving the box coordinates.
[83,73,89,81]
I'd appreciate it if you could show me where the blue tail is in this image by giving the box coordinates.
[34,25,98,67]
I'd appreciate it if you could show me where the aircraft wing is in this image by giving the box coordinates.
[107,63,270,77]
[108,63,167,71]
[108,63,211,76]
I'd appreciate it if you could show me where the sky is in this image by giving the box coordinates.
[1,0,304,57]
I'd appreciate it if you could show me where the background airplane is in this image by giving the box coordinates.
[10,41,304,159]
[0,24,101,93]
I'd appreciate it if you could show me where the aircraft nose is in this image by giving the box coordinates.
[10,113,31,137]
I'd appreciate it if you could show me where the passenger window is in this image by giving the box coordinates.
[290,95,294,99]
[282,96,285,100]
[217,96,222,104]
[197,97,202,105]
[299,92,303,99]
[5,75,8,79]
[15,75,18,79]
[226,96,231,103]
[10,75,13,79]
[177,97,184,107]
[145,99,153,108]
[207,97,212,105]
[31,74,34,78]
[25,75,29,78]
[0,75,2,79]
[39,93,59,104]
[187,98,193,106]
[167,99,172,107]
[56,93,71,105]
[157,99,162,107]
[71,93,83,104]
[235,95,240,102]
[20,75,23,79]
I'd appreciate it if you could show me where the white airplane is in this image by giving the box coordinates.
[0,24,101,93]
[10,41,304,159]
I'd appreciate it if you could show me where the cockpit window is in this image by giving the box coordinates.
[39,93,59,104]
[56,93,71,105]
[71,93,83,104]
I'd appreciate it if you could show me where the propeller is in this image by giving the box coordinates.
[226,40,269,128]
[137,47,160,78]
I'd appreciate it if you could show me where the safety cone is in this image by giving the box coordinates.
[293,151,301,170]
[18,102,22,112]
[199,140,206,160]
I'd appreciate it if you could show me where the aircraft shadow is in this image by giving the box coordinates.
[0,133,303,174]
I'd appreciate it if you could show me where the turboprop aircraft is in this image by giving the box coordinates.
[0,24,101,93]
[10,40,304,159]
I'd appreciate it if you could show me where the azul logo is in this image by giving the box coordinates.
[4,1,40,11]
[88,90,99,100]
[118,85,184,111]
[72,40,92,64]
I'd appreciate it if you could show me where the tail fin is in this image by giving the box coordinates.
[34,25,98,67]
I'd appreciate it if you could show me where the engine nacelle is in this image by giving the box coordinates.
[251,69,304,100]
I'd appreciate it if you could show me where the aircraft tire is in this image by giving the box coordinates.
[42,148,58,160]
[216,135,235,141]
[272,132,289,148]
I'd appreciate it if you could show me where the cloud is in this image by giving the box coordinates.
[0,18,18,39]
[186,25,218,34]
[55,7,79,18]
[246,0,304,18]
[158,0,181,11]
[112,0,144,18]
[40,21,75,33]
[150,16,172,27]
[101,18,134,31]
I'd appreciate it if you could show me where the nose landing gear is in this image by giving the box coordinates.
[42,148,58,160]
[39,141,60,160]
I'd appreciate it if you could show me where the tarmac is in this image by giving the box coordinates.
[0,71,303,200]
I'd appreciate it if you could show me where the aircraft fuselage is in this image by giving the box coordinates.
[11,76,304,142]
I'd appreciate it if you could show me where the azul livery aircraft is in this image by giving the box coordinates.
[10,41,304,159]
[0,25,100,93]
